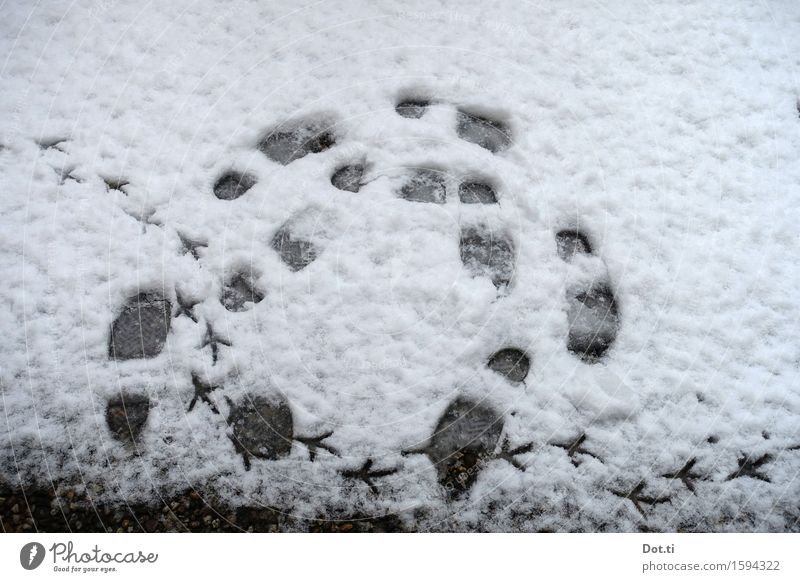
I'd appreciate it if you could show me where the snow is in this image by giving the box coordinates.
[1,0,800,532]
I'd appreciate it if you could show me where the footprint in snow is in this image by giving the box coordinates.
[487,348,530,383]
[459,225,516,289]
[106,393,151,444]
[398,168,448,204]
[395,98,430,119]
[556,229,620,362]
[331,163,365,192]
[258,115,338,165]
[220,272,264,312]
[404,397,504,499]
[213,170,257,201]
[456,109,512,153]
[271,223,319,272]
[458,180,498,204]
[109,292,172,361]
[403,397,532,499]
[225,394,338,470]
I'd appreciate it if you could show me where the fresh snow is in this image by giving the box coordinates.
[1,0,800,531]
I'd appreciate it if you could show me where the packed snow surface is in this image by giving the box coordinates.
[2,0,800,531]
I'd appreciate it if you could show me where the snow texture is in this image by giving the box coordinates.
[1,0,800,532]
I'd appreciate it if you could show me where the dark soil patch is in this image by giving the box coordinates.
[0,485,407,532]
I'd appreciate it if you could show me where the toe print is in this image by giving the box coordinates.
[200,322,231,366]
[106,393,150,443]
[556,229,592,262]
[123,207,160,233]
[661,458,706,493]
[331,163,364,192]
[220,272,264,312]
[398,168,447,204]
[103,176,129,194]
[258,116,337,165]
[610,481,670,519]
[566,284,620,362]
[406,398,504,499]
[37,136,68,151]
[460,226,515,288]
[226,394,294,470]
[55,164,81,185]
[178,232,207,260]
[725,453,772,483]
[456,110,512,153]
[109,292,171,360]
[458,181,497,204]
[188,372,220,414]
[395,99,430,119]
[340,459,398,494]
[213,170,257,201]
[487,348,530,382]
[493,438,535,471]
[550,433,602,467]
[175,290,200,322]
[295,431,339,461]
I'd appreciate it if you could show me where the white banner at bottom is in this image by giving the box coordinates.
[1,533,797,581]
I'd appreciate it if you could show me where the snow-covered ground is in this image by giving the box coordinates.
[2,0,800,531]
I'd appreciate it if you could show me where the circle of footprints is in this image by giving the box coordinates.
[102,94,783,512]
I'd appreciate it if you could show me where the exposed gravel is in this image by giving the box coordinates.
[0,485,407,533]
